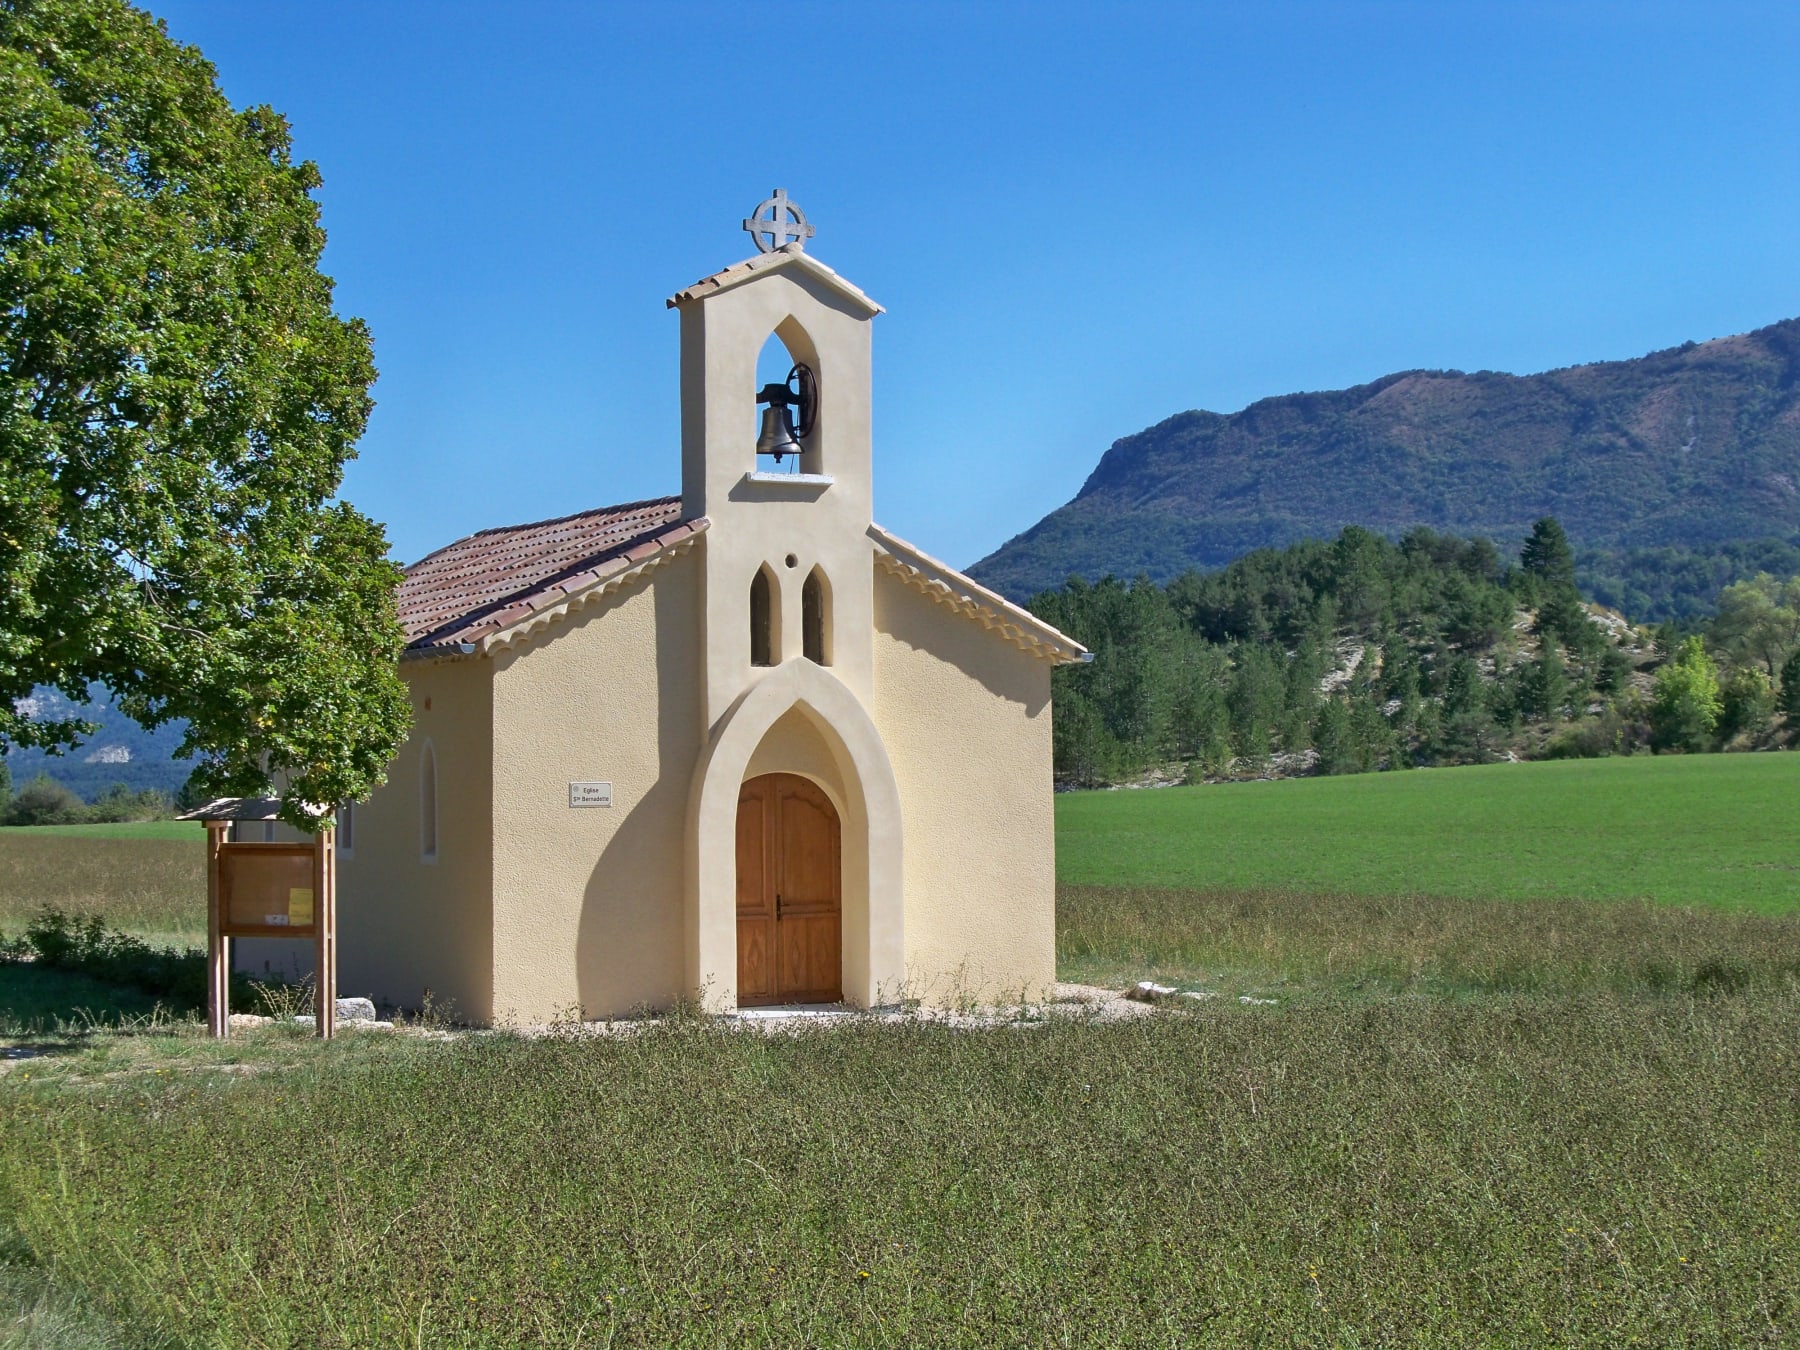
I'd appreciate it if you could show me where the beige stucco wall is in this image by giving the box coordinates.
[872,565,1058,1004]
[327,654,496,1022]
[488,549,702,1024]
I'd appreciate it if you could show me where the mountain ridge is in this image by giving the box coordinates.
[970,318,1800,618]
[3,686,191,802]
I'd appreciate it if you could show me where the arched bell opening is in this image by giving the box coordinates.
[802,566,832,666]
[751,319,822,476]
[749,564,780,668]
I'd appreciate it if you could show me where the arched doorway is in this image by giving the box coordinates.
[736,773,841,1005]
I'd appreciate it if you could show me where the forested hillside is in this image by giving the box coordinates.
[976,318,1800,620]
[1029,520,1800,786]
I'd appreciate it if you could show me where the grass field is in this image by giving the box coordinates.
[3,753,1800,1345]
[2,994,1797,1347]
[1056,885,1800,997]
[1058,752,1800,912]
[0,828,203,950]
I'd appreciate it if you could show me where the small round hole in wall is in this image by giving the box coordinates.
[785,554,798,569]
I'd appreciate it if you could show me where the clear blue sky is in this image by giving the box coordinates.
[154,0,1800,571]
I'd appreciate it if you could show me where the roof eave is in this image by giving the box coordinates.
[867,523,1089,665]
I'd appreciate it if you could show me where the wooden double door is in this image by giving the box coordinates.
[736,773,842,1006]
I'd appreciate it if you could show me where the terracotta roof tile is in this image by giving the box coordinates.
[399,497,699,651]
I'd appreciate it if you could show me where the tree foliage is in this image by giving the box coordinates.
[1780,647,1800,723]
[1519,517,1577,599]
[3,770,83,824]
[1035,521,1625,784]
[0,0,409,823]
[1708,574,1800,678]
[1035,517,1800,785]
[1648,637,1722,754]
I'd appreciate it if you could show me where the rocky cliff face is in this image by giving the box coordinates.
[969,319,1800,612]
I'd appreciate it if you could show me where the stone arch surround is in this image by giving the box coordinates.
[685,659,903,1010]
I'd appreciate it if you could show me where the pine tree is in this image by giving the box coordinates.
[1521,517,1578,596]
[1782,647,1800,723]
[1519,640,1569,721]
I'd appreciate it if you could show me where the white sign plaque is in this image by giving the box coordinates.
[569,781,613,808]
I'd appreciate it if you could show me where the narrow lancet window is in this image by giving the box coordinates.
[803,568,831,665]
[750,568,775,667]
[420,742,438,862]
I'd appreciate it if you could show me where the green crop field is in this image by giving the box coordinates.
[0,821,198,842]
[1057,752,1800,913]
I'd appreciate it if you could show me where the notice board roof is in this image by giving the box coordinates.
[177,797,285,823]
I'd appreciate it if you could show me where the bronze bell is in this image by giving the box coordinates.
[755,400,804,463]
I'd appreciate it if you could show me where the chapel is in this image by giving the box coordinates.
[322,196,1087,1023]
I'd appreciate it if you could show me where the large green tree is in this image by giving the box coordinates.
[0,0,408,822]
[1708,573,1800,678]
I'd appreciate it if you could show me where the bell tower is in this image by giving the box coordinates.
[667,193,886,731]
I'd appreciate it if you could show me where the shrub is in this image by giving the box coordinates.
[12,907,285,1014]
[1543,709,1630,759]
[3,774,86,826]
[1649,636,1721,752]
[87,783,174,823]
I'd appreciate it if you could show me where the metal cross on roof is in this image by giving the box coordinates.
[742,188,815,253]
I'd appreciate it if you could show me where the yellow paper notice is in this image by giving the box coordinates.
[288,887,314,926]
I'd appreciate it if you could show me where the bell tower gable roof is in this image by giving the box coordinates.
[666,246,884,317]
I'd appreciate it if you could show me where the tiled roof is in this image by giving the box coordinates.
[666,247,884,315]
[398,497,705,652]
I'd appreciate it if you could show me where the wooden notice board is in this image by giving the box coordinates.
[193,807,337,1040]
[219,843,321,936]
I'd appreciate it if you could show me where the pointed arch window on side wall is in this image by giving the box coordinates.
[750,566,777,667]
[336,801,355,857]
[803,567,831,665]
[420,741,438,863]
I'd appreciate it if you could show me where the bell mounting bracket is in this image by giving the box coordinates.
[757,363,817,439]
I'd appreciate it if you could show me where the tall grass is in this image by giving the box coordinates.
[1059,884,1800,997]
[0,835,202,946]
[3,997,1797,1347]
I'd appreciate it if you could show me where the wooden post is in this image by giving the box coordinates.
[314,824,337,1039]
[206,821,229,1038]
